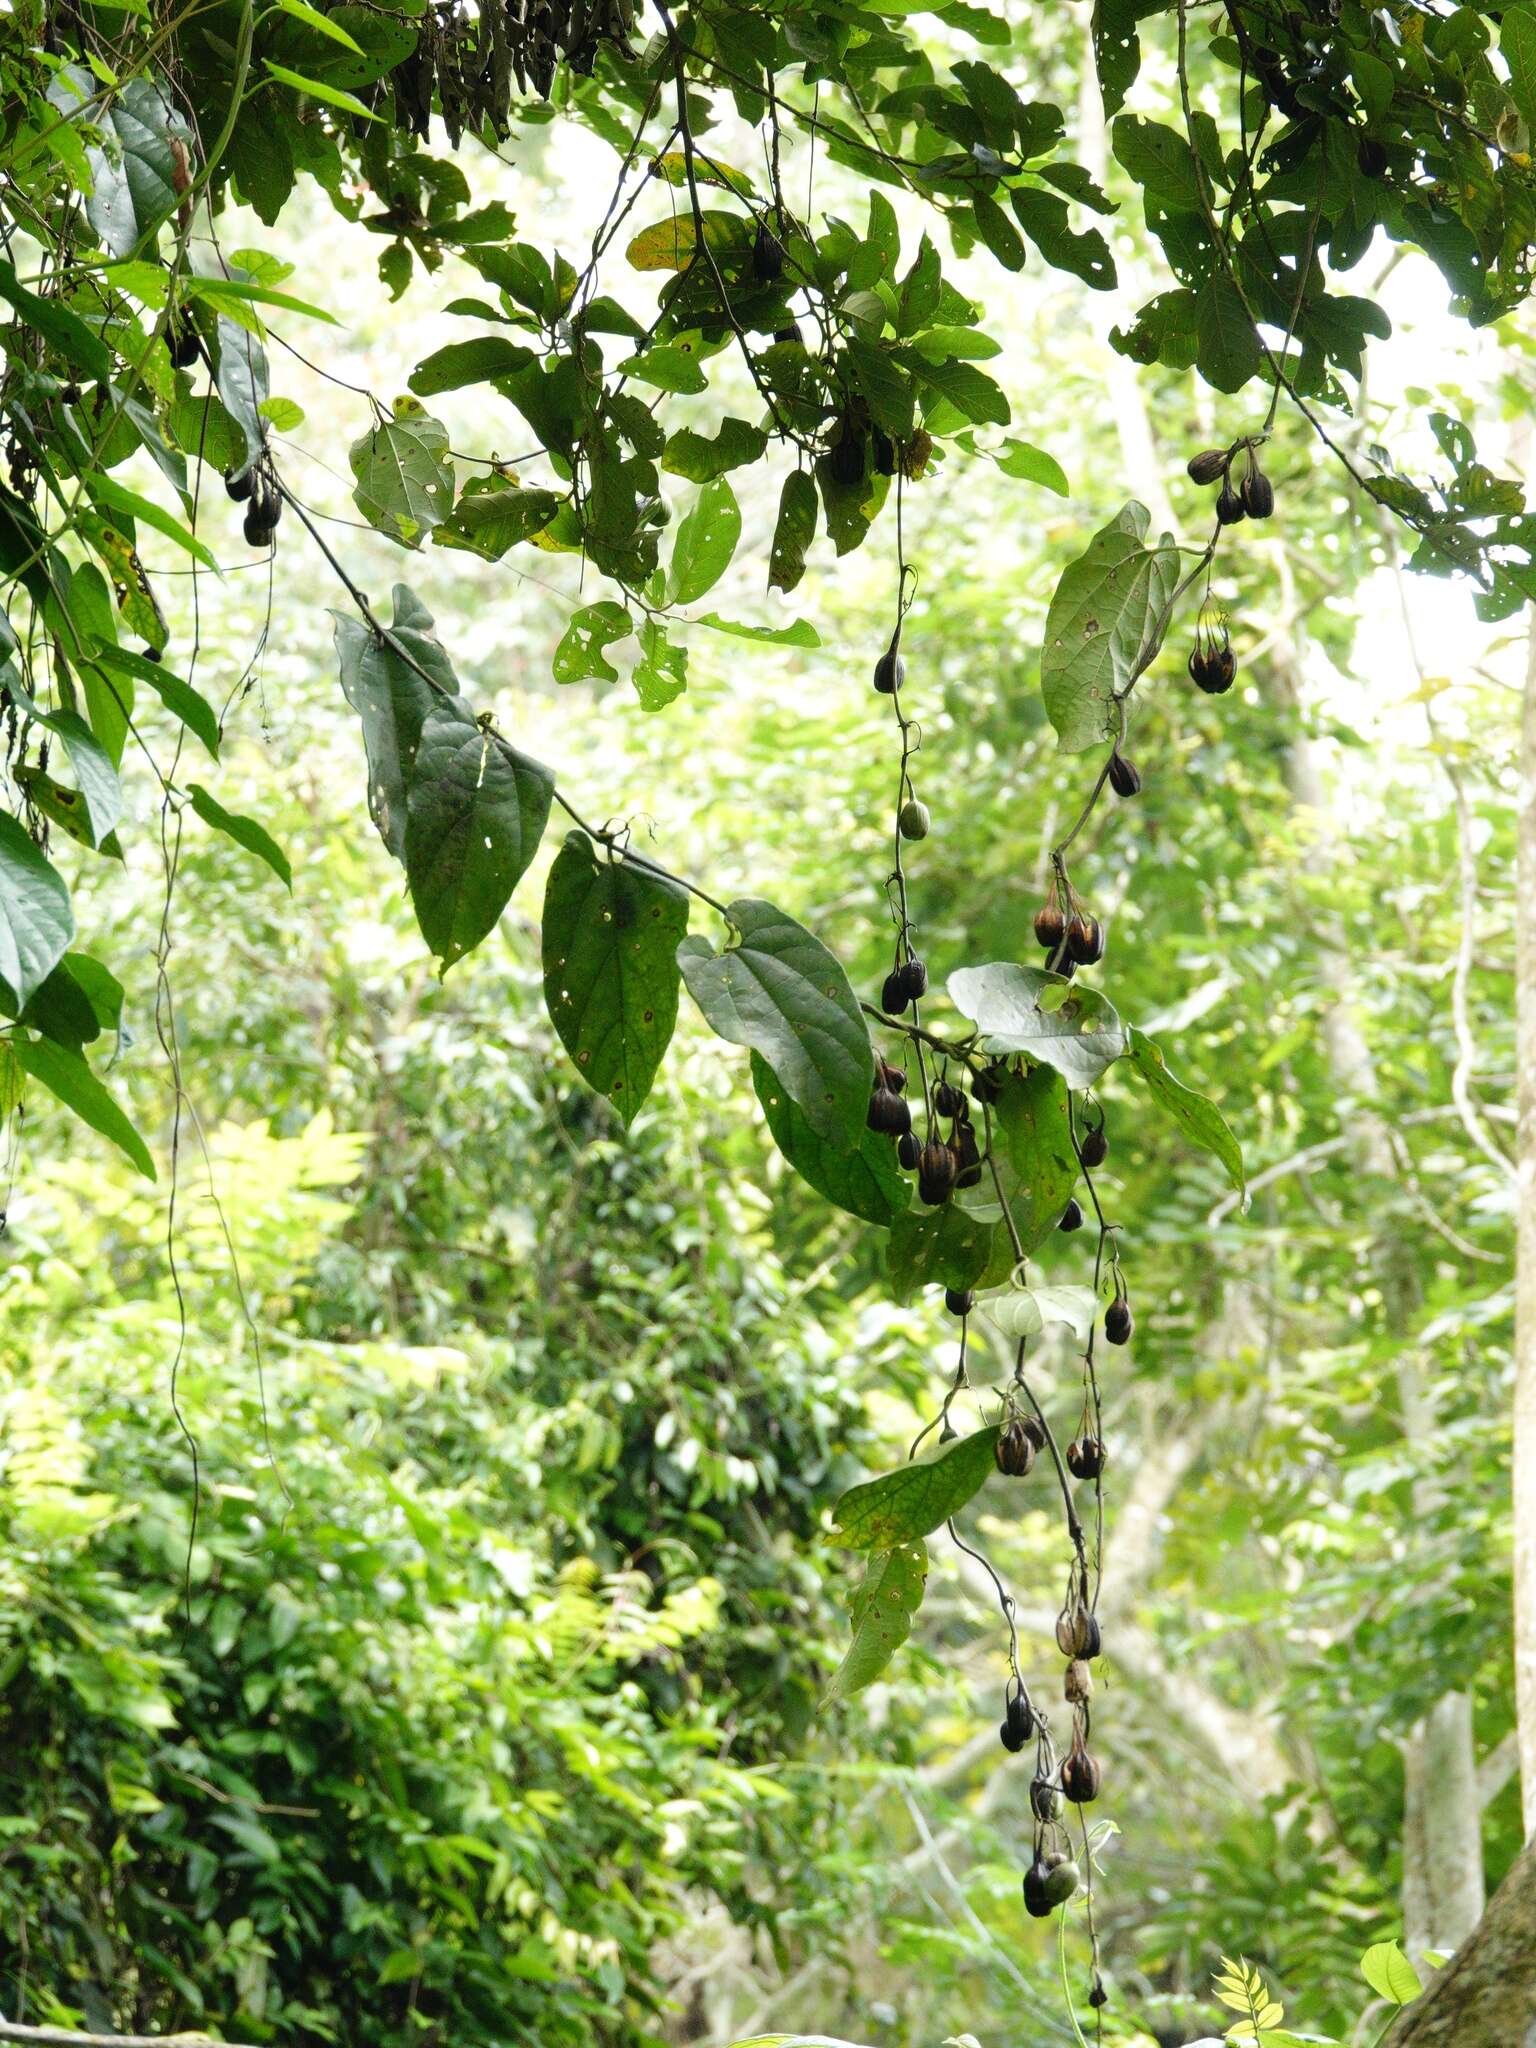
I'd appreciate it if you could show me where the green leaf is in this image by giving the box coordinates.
[1125,1026,1244,1194]
[752,1050,910,1227]
[403,703,554,971]
[14,1033,154,1178]
[947,963,1126,1086]
[0,814,75,1009]
[434,476,560,560]
[979,1282,1099,1340]
[822,1542,927,1706]
[8,693,121,847]
[87,474,220,569]
[662,419,769,482]
[1039,501,1178,752]
[186,783,293,890]
[1112,114,1205,213]
[988,437,1069,495]
[678,899,870,1147]
[904,352,1011,426]
[625,211,748,272]
[89,646,221,759]
[1503,5,1536,134]
[408,336,536,396]
[553,601,633,685]
[695,613,820,648]
[263,59,380,119]
[209,296,272,476]
[1359,1941,1421,2007]
[831,1428,1001,1549]
[351,401,454,548]
[669,477,741,607]
[0,258,112,383]
[541,832,689,1123]
[633,618,688,711]
[52,70,188,256]
[1195,274,1262,394]
[846,336,917,438]
[1092,0,1141,116]
[768,470,818,594]
[0,1043,23,1118]
[621,344,708,394]
[970,193,1027,272]
[332,583,458,860]
[968,1062,1079,1254]
[272,0,365,51]
[885,1203,1010,1305]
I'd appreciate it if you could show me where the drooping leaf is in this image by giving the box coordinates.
[89,645,221,759]
[885,1202,1012,1305]
[678,899,870,1147]
[1039,501,1178,752]
[752,1050,910,1227]
[831,1427,1002,1550]
[0,813,75,1010]
[408,336,537,397]
[1126,1026,1244,1194]
[14,1033,154,1179]
[8,693,121,846]
[50,69,188,256]
[768,470,818,593]
[0,257,112,384]
[350,400,455,548]
[966,1062,1080,1253]
[552,601,633,685]
[822,1542,927,1707]
[662,419,768,482]
[1359,1941,1422,2007]
[541,832,689,1124]
[668,476,741,606]
[625,211,748,272]
[403,702,554,971]
[187,783,293,890]
[434,477,560,560]
[978,1283,1100,1340]
[696,613,820,648]
[332,583,458,860]
[948,963,1126,1086]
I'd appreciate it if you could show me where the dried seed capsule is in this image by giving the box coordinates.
[752,221,785,283]
[873,644,904,695]
[1021,1415,1047,1451]
[871,428,897,476]
[1056,1601,1101,1660]
[1066,914,1104,966]
[944,1286,974,1317]
[877,1058,907,1095]
[1043,1856,1081,1906]
[830,424,865,487]
[1078,1125,1108,1169]
[1213,645,1237,691]
[880,968,908,1015]
[1186,447,1229,485]
[933,1079,964,1120]
[772,321,804,346]
[1216,479,1246,525]
[166,317,200,368]
[1104,1297,1133,1346]
[1107,751,1142,799]
[866,1087,911,1137]
[952,1125,982,1190]
[1064,1659,1094,1705]
[1066,1435,1106,1480]
[972,1062,1007,1105]
[1058,1198,1084,1233]
[999,1686,1034,1751]
[1358,135,1388,179]
[1033,902,1066,949]
[898,956,928,1003]
[1029,1775,1062,1823]
[243,507,277,549]
[1061,1743,1101,1805]
[226,468,254,503]
[1022,1856,1054,1918]
[898,797,930,840]
[1088,1984,1109,2011]
[917,1141,958,1205]
[897,1129,921,1171]
[995,1418,1037,1478]
[1241,468,1275,520]
[142,645,163,664]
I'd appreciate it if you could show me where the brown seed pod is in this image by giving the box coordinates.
[1213,645,1237,690]
[1066,1435,1106,1480]
[1056,1601,1101,1660]
[1061,1741,1101,1805]
[1033,901,1066,949]
[999,1685,1034,1751]
[226,468,254,503]
[944,1286,974,1317]
[1186,447,1230,485]
[1030,1774,1063,1823]
[877,1058,907,1095]
[1064,1659,1094,1705]
[1022,1856,1054,1918]
[243,506,277,549]
[866,1087,911,1138]
[1066,914,1104,966]
[871,427,897,476]
[898,956,928,1003]
[952,1124,983,1190]
[1242,467,1275,520]
[1058,1197,1084,1233]
[1021,1414,1047,1452]
[1078,1125,1108,1168]
[896,1129,921,1170]
[829,423,865,488]
[1104,1297,1134,1346]
[880,968,908,1014]
[771,321,804,346]
[1108,751,1142,799]
[752,221,785,283]
[917,1141,957,1205]
[1215,478,1246,526]
[1088,1983,1109,2011]
[873,645,904,694]
[995,1418,1037,1479]
[933,1079,964,1120]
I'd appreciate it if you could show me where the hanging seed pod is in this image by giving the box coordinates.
[1241,465,1275,520]
[1104,1297,1134,1345]
[898,797,930,841]
[243,506,277,549]
[944,1286,974,1317]
[166,316,200,369]
[1061,1741,1101,1805]
[752,221,785,283]
[1358,135,1388,179]
[933,1078,964,1120]
[1088,1983,1109,2011]
[972,1062,1007,1106]
[1022,1856,1054,1919]
[873,639,904,695]
[877,1058,907,1095]
[1058,1198,1084,1233]
[771,321,804,346]
[880,968,908,1014]
[1066,1435,1106,1480]
[1056,1601,1101,1660]
[1079,1125,1108,1169]
[998,1686,1034,1752]
[898,956,928,1003]
[1186,447,1229,486]
[871,428,897,477]
[829,422,866,488]
[59,381,82,406]
[917,1141,958,1206]
[1066,914,1104,966]
[1108,751,1142,798]
[1043,1854,1081,1906]
[952,1125,983,1190]
[866,1087,911,1138]
[995,1418,1037,1479]
[1213,645,1237,690]
[897,1129,921,1171]
[1064,1659,1094,1705]
[225,468,254,503]
[1022,1414,1047,1452]
[1030,1774,1063,1823]
[1215,478,1246,525]
[1033,901,1066,950]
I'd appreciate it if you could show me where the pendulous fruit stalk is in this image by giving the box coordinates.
[1078,1124,1108,1168]
[866,1087,911,1137]
[944,1286,974,1316]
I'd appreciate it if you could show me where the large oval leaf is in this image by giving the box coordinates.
[1039,501,1178,752]
[751,1051,909,1227]
[831,1426,1002,1550]
[332,583,459,860]
[1126,1026,1244,1195]
[821,1542,927,1708]
[678,899,870,1146]
[961,1061,1079,1253]
[0,814,75,1010]
[885,1201,1011,1305]
[948,962,1125,1086]
[542,833,689,1125]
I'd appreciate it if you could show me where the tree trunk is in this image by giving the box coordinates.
[1380,1835,1536,2047]
[1515,606,1536,1836]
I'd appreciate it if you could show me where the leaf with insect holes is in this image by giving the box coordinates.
[752,1052,909,1228]
[541,833,689,1126]
[333,584,459,861]
[832,1428,1002,1550]
[351,400,455,549]
[403,701,554,973]
[668,477,741,606]
[1039,501,1178,752]
[821,1542,927,1707]
[948,962,1125,1087]
[885,1203,1012,1304]
[678,900,870,1147]
[959,1062,1079,1250]
[768,471,818,593]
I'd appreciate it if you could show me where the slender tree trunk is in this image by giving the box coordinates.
[1379,1835,1536,2047]
[1515,608,1536,1837]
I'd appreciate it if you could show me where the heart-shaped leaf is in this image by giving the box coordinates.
[832,1427,1002,1550]
[752,1051,909,1227]
[822,1542,927,1707]
[1040,501,1178,752]
[948,962,1126,1086]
